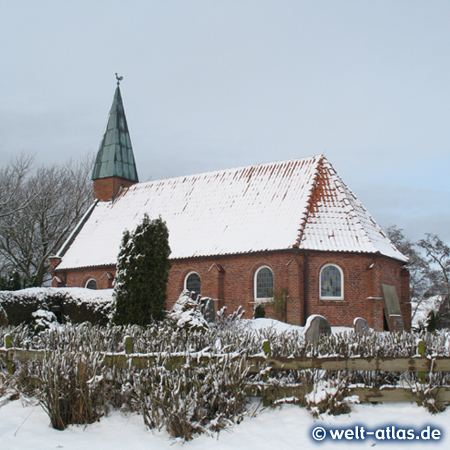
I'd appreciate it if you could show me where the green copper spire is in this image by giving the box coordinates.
[92,81,139,183]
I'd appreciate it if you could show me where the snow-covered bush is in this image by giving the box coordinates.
[32,309,58,332]
[214,305,245,332]
[412,377,448,414]
[134,352,249,440]
[305,375,358,418]
[4,322,450,435]
[0,288,112,326]
[166,290,209,331]
[6,321,450,359]
[7,348,137,430]
[7,320,450,359]
[36,350,110,429]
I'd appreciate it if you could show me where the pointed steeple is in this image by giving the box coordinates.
[92,77,139,201]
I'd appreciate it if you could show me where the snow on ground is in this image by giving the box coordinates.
[1,395,449,450]
[244,318,353,335]
[244,318,304,333]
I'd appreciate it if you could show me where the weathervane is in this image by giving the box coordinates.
[115,73,123,86]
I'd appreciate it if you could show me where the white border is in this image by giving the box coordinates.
[254,265,274,303]
[319,263,344,300]
[85,278,97,290]
[184,271,201,294]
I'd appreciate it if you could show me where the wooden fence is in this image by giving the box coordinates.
[2,335,450,404]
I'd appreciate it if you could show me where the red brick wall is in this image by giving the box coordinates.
[54,250,410,331]
[54,266,115,290]
[304,252,410,331]
[93,177,136,202]
[165,251,303,323]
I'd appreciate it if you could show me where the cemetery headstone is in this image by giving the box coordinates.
[354,317,370,335]
[305,314,331,343]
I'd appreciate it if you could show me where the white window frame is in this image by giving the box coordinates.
[184,271,201,297]
[319,263,344,300]
[254,265,274,303]
[85,278,97,290]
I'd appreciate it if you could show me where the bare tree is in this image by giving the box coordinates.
[418,234,450,296]
[418,234,450,328]
[0,154,93,286]
[0,154,35,219]
[386,225,432,323]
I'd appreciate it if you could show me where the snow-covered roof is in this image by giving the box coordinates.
[55,155,406,270]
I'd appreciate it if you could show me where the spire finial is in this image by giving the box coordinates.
[115,73,123,86]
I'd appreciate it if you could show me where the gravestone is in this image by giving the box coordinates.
[389,314,404,333]
[353,317,370,335]
[200,297,216,323]
[305,315,331,343]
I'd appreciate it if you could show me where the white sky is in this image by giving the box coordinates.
[1,0,449,244]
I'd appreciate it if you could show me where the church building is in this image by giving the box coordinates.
[50,82,411,331]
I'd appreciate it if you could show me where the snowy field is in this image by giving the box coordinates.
[1,395,449,450]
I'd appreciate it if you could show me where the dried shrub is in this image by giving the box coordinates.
[3,322,450,437]
[134,352,249,440]
[35,350,110,429]
[214,305,245,332]
[305,374,356,417]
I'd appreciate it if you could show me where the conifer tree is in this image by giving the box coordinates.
[113,214,171,325]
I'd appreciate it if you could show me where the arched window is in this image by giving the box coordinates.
[185,271,201,298]
[254,266,274,301]
[320,264,343,300]
[85,278,97,290]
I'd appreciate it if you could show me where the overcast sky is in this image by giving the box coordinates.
[1,0,449,244]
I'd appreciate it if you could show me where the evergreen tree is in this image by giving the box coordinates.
[0,271,33,291]
[112,214,171,325]
[426,309,440,332]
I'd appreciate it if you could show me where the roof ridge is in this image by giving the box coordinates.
[294,155,325,247]
[131,155,320,188]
